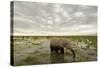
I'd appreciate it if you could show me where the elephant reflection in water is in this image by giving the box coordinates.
[50,52,65,63]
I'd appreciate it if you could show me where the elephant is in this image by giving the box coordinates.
[50,38,75,58]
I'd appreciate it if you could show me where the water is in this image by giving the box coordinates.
[11,36,97,66]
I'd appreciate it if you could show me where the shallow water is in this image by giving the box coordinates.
[11,36,97,66]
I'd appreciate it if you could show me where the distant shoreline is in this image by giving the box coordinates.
[11,35,97,37]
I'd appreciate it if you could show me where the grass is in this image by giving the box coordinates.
[11,35,97,66]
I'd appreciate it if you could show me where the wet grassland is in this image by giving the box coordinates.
[11,36,97,66]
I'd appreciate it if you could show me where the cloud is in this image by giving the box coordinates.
[12,1,97,36]
[74,12,85,17]
[47,20,53,24]
[77,25,93,29]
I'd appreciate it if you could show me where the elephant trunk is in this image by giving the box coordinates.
[70,49,75,59]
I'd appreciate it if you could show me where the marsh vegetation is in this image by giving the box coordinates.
[11,36,97,66]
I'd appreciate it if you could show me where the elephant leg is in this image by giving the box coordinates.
[51,47,54,53]
[60,48,64,54]
[50,45,54,53]
[55,49,59,53]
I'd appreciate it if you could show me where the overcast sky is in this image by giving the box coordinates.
[12,1,97,36]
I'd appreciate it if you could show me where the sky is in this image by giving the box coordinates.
[12,1,97,36]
